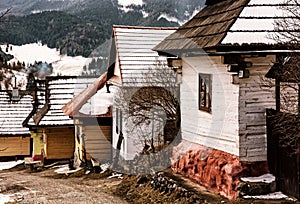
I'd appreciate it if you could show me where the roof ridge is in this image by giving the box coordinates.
[113,25,177,30]
[194,1,249,20]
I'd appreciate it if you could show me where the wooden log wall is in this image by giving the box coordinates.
[84,125,112,162]
[0,136,30,156]
[44,127,75,160]
[239,55,276,162]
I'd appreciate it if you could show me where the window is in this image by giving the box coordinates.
[199,74,212,113]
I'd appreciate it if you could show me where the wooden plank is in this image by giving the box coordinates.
[44,127,75,159]
[0,136,30,156]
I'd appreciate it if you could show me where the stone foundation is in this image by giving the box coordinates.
[171,140,269,200]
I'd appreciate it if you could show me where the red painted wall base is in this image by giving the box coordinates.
[171,140,269,199]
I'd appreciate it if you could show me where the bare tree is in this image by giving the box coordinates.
[113,61,180,168]
[273,0,300,44]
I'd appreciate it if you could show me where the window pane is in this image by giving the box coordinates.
[199,74,212,113]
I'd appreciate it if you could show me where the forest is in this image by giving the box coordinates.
[0,0,203,57]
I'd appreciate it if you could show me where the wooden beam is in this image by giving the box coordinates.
[298,84,300,114]
[276,79,280,112]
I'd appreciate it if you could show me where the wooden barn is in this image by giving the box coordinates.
[0,90,32,158]
[154,0,299,199]
[62,73,114,167]
[106,25,178,162]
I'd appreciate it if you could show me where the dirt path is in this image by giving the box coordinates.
[0,166,127,204]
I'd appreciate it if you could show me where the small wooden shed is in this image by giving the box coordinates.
[0,91,32,157]
[62,72,114,167]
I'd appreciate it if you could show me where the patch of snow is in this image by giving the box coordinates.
[0,43,90,76]
[241,173,275,184]
[0,160,24,171]
[157,13,182,25]
[54,165,82,175]
[142,11,148,18]
[108,173,123,179]
[118,0,143,7]
[119,6,134,13]
[54,164,69,174]
[243,192,290,200]
[0,194,14,204]
[100,162,110,173]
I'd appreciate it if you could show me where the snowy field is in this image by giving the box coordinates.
[0,43,91,76]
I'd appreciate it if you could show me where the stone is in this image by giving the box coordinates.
[171,140,269,200]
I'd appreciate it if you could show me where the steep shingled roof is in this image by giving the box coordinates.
[0,91,32,135]
[108,25,177,87]
[62,72,113,118]
[31,76,97,127]
[154,0,299,53]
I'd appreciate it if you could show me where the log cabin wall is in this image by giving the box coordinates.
[0,136,30,157]
[43,127,75,160]
[238,55,276,162]
[84,125,112,162]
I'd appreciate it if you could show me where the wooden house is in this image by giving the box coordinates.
[106,25,177,161]
[0,91,32,157]
[24,76,78,161]
[62,73,114,167]
[154,0,299,199]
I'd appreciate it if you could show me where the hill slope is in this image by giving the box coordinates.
[0,0,205,57]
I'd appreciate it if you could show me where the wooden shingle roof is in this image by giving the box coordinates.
[265,55,300,82]
[32,76,97,126]
[154,0,299,53]
[62,72,113,118]
[0,91,32,136]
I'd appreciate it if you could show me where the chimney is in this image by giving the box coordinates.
[11,77,20,101]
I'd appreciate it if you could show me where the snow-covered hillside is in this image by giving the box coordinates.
[1,43,89,76]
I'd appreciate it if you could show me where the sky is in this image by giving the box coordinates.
[118,0,143,6]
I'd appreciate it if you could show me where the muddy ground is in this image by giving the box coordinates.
[0,164,298,204]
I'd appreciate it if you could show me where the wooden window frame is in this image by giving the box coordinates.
[199,74,212,113]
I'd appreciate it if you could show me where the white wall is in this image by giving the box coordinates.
[180,55,240,156]
[112,87,166,160]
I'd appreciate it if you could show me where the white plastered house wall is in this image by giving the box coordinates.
[179,54,276,162]
[109,26,177,160]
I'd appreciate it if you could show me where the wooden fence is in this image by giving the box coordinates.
[266,109,300,199]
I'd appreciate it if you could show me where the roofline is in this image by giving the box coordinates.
[27,124,75,128]
[155,43,300,57]
[0,133,31,137]
[112,25,178,30]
